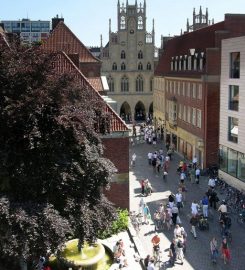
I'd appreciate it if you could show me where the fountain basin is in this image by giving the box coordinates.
[61,239,105,267]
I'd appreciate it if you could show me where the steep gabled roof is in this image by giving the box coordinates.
[41,21,100,63]
[155,21,225,76]
[53,51,128,132]
[87,77,103,92]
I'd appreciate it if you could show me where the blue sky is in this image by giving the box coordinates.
[1,0,245,47]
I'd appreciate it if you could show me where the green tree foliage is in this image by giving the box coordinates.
[99,209,129,239]
[0,41,117,267]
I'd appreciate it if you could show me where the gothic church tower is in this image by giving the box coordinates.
[101,0,156,122]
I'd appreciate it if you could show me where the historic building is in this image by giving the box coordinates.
[219,36,245,190]
[154,12,245,169]
[101,0,157,122]
[40,19,130,209]
[0,18,50,45]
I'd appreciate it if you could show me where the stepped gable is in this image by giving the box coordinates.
[41,21,100,63]
[54,51,128,132]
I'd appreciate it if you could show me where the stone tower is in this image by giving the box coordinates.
[186,6,213,33]
[101,0,156,122]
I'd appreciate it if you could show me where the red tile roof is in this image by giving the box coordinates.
[54,51,128,132]
[87,77,103,92]
[41,21,100,63]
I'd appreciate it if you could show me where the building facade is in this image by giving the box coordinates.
[1,19,50,45]
[101,0,156,122]
[154,13,245,169]
[219,36,245,190]
[41,20,130,209]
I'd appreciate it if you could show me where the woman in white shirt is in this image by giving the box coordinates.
[191,200,199,216]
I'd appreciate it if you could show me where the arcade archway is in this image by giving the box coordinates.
[134,101,146,121]
[120,102,131,122]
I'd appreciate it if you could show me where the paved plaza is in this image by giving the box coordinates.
[129,136,245,270]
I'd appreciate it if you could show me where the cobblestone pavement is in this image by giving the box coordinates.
[129,138,245,270]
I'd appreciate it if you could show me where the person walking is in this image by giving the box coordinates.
[191,200,199,216]
[143,204,150,224]
[168,239,176,266]
[140,179,145,195]
[220,238,231,265]
[210,237,218,263]
[190,215,198,239]
[171,204,179,226]
[176,236,184,265]
[195,167,201,184]
[201,195,209,218]
[176,190,183,213]
[132,153,137,167]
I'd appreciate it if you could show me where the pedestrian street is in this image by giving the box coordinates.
[129,138,245,270]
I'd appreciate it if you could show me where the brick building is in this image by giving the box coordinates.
[154,13,245,169]
[41,20,130,209]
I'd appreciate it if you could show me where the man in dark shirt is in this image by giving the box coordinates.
[169,238,176,266]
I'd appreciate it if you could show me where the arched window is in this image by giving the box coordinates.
[147,62,151,70]
[112,62,117,70]
[138,62,143,70]
[120,16,126,29]
[107,76,114,92]
[150,78,154,92]
[121,76,129,92]
[121,50,126,59]
[138,50,143,59]
[121,62,126,70]
[138,16,143,30]
[136,75,143,92]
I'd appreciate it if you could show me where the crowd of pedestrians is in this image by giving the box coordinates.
[131,124,234,269]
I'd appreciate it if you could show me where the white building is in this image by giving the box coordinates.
[219,35,245,190]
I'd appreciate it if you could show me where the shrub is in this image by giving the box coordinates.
[99,208,129,239]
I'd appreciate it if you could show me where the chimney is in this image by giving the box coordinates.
[51,14,64,30]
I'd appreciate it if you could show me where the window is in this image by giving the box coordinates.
[197,109,202,128]
[138,16,143,29]
[112,62,117,70]
[121,62,126,70]
[107,76,114,92]
[192,108,196,126]
[178,104,182,120]
[197,84,202,100]
[229,85,239,111]
[121,50,126,59]
[120,16,126,30]
[228,117,238,143]
[192,83,196,99]
[219,145,228,172]
[150,78,153,92]
[146,62,151,70]
[177,82,180,96]
[187,107,191,123]
[230,52,240,78]
[183,105,186,121]
[138,62,143,70]
[138,50,143,59]
[121,76,129,92]
[187,83,190,97]
[136,75,143,92]
[238,152,245,181]
[228,148,238,177]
